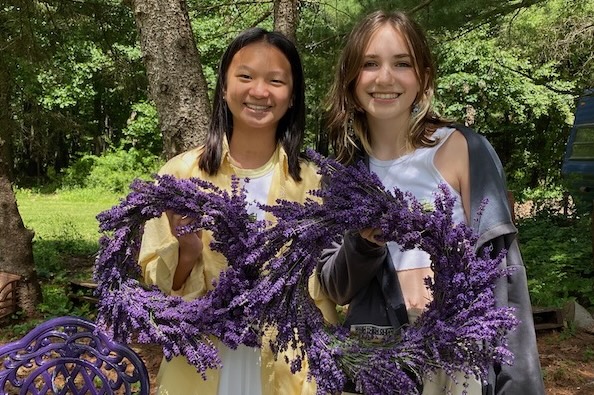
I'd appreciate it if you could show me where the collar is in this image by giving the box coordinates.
[220,136,289,178]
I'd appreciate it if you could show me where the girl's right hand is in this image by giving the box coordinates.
[166,212,203,259]
[166,211,203,290]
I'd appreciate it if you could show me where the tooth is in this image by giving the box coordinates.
[247,104,268,110]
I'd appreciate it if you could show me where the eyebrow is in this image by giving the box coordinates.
[363,53,412,60]
[235,65,289,78]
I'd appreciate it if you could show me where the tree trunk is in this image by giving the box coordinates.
[274,0,299,43]
[126,0,211,160]
[0,58,42,319]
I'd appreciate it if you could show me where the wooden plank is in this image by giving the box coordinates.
[533,307,564,331]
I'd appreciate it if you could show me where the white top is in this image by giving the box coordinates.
[369,127,466,271]
[242,172,274,221]
[233,155,275,222]
[217,158,275,395]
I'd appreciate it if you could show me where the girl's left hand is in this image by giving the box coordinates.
[359,228,385,246]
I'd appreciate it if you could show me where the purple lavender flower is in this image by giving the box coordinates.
[94,150,518,394]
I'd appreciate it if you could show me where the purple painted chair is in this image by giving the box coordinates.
[0,316,150,395]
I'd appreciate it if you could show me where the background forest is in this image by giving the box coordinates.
[4,0,594,191]
[1,0,594,321]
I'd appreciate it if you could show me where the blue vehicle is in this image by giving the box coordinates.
[561,91,594,210]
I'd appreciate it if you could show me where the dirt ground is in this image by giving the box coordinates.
[130,328,594,395]
[537,329,594,394]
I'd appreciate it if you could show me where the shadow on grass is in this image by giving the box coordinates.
[33,238,99,281]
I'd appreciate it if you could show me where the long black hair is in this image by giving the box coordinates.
[199,27,306,181]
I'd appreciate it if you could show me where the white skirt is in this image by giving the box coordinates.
[218,344,263,395]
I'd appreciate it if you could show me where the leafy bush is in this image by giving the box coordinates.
[519,211,594,308]
[121,101,162,154]
[61,148,163,193]
[60,156,97,189]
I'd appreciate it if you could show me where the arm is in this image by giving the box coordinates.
[317,230,387,306]
[138,214,183,294]
[165,212,203,291]
[138,149,211,298]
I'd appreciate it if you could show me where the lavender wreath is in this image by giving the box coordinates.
[94,149,518,394]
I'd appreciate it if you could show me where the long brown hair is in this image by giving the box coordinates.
[325,10,447,164]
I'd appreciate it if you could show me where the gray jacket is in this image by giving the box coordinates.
[317,124,545,394]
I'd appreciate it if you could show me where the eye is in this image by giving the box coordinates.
[362,60,378,68]
[238,74,252,80]
[270,79,285,86]
[395,61,412,68]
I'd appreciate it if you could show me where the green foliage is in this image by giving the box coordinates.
[0,316,42,341]
[6,0,148,183]
[299,1,359,149]
[434,24,575,191]
[37,43,110,110]
[559,320,577,340]
[187,0,275,93]
[500,0,594,89]
[518,210,594,308]
[518,185,568,212]
[59,156,97,190]
[121,101,162,154]
[61,148,163,193]
[36,283,96,320]
[37,285,75,316]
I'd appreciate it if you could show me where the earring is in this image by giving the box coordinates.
[411,103,420,115]
[347,112,355,138]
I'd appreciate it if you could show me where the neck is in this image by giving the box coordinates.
[229,129,277,169]
[367,116,412,160]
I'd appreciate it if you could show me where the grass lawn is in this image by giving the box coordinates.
[14,188,123,289]
[0,188,125,326]
[16,188,121,244]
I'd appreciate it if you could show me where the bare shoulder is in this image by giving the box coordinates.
[434,129,470,198]
[442,129,468,152]
[435,129,468,164]
[158,146,204,177]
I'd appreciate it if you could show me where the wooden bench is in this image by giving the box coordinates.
[0,316,150,394]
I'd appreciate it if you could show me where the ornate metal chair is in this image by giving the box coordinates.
[0,316,150,395]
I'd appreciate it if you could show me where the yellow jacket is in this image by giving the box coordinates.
[139,141,337,395]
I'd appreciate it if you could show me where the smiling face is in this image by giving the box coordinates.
[224,41,293,136]
[355,24,421,127]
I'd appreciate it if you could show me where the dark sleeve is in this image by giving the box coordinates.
[483,236,546,395]
[317,230,387,306]
[456,124,545,394]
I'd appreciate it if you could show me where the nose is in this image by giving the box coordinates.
[376,64,394,85]
[249,79,270,98]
